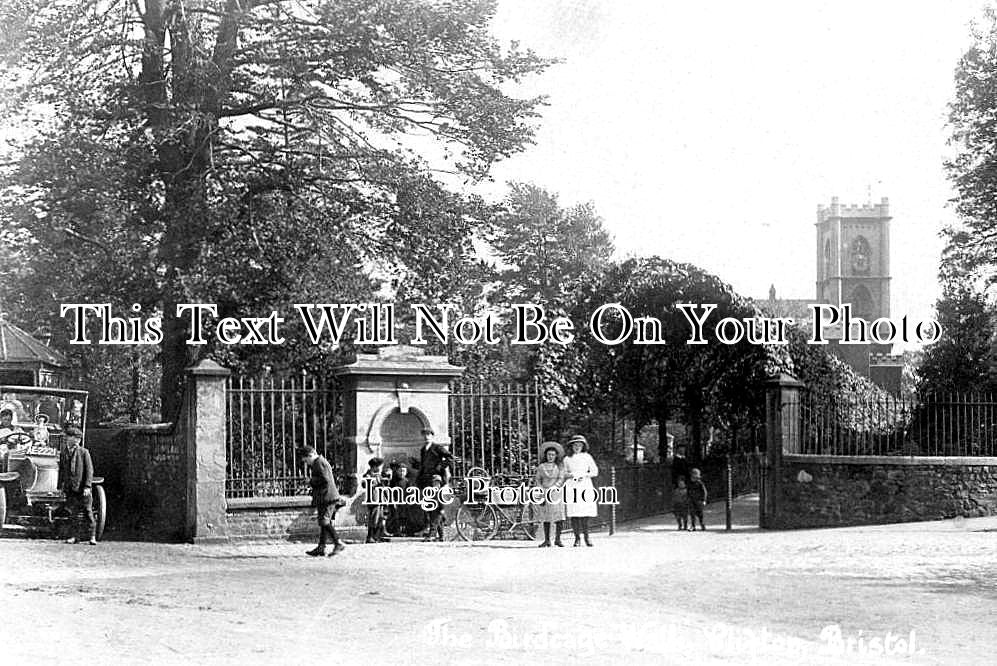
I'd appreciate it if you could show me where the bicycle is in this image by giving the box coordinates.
[453,467,539,543]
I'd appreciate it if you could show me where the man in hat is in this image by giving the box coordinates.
[0,408,22,441]
[416,432,453,539]
[299,445,345,557]
[58,425,96,545]
[416,431,454,489]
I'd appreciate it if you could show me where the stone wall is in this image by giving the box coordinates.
[85,424,187,540]
[226,498,316,540]
[772,454,997,529]
[122,424,188,540]
[226,496,371,541]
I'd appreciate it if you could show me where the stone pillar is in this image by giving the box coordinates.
[333,347,463,524]
[184,359,231,543]
[761,372,803,528]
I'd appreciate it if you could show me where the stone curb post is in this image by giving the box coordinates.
[185,359,231,543]
[762,372,803,528]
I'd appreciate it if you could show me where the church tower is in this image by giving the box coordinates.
[814,196,901,391]
[815,196,891,320]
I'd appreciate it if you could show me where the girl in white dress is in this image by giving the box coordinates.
[562,434,598,546]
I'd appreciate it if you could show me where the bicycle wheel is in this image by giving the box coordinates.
[518,505,539,540]
[455,503,499,542]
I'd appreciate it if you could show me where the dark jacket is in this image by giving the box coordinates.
[670,455,690,488]
[416,443,454,487]
[671,487,689,513]
[307,455,340,506]
[687,479,707,506]
[59,445,93,493]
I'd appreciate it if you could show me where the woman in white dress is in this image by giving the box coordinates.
[562,434,598,547]
[533,442,566,547]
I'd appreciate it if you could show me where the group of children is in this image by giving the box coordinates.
[362,457,446,543]
[362,452,709,541]
[671,468,708,531]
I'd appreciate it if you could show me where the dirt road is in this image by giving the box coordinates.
[1,497,994,665]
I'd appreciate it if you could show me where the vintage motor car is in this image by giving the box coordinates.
[0,386,106,540]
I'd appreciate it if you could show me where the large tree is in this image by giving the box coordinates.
[0,0,551,418]
[489,183,614,308]
[479,182,614,393]
[946,6,997,288]
[917,282,997,395]
[564,257,790,459]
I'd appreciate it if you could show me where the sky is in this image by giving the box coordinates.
[480,0,988,331]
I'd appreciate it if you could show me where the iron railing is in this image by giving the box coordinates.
[224,375,542,498]
[225,373,344,499]
[799,392,997,456]
[448,380,543,479]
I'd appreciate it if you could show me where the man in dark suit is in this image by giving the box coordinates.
[416,433,453,539]
[416,434,454,489]
[58,425,96,545]
[299,445,345,557]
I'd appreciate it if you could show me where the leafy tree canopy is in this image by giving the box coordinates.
[0,0,552,418]
[946,5,997,288]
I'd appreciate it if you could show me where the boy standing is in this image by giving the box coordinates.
[58,426,96,545]
[299,445,346,557]
[687,468,707,531]
[363,457,390,543]
[386,461,411,537]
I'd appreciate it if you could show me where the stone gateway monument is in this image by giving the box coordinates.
[333,346,463,496]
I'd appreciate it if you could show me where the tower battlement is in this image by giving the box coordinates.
[817,196,890,223]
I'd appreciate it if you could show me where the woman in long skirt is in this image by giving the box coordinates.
[533,442,567,547]
[562,435,599,546]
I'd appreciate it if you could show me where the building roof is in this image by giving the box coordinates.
[0,319,68,367]
[754,285,814,321]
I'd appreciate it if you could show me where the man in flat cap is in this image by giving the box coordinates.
[416,431,453,539]
[58,425,96,545]
[299,445,346,557]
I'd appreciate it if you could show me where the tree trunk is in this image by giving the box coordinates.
[654,404,671,460]
[140,3,233,420]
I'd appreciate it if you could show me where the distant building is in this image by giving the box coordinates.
[0,317,69,387]
[758,196,903,393]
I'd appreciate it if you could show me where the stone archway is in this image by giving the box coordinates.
[376,408,433,470]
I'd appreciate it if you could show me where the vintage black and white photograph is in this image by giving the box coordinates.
[1,1,996,664]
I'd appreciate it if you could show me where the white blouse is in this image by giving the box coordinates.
[562,452,598,481]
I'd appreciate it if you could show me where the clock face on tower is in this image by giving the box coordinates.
[850,236,871,274]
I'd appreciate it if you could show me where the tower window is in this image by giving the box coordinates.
[849,285,874,320]
[850,236,871,274]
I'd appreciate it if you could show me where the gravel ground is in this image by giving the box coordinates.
[1,496,994,665]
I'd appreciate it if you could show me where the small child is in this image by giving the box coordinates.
[32,413,50,445]
[687,468,707,531]
[671,478,689,531]
[423,474,445,542]
[386,462,411,537]
[363,457,390,543]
